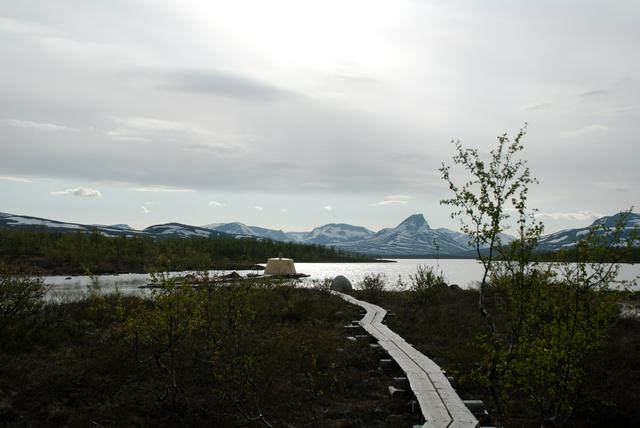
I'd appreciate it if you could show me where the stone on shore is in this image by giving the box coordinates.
[330,275,353,292]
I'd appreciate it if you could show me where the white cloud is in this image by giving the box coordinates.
[51,187,102,198]
[561,124,609,139]
[253,205,263,211]
[324,205,333,211]
[5,118,75,132]
[133,186,195,193]
[108,117,206,139]
[536,211,603,221]
[372,200,408,206]
[141,205,151,214]
[0,175,34,183]
[371,194,411,206]
[281,208,288,212]
[208,200,226,207]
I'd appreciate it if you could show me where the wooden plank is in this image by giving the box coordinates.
[332,291,480,428]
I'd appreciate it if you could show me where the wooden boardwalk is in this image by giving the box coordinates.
[334,291,480,428]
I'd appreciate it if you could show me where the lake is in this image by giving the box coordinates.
[44,258,640,300]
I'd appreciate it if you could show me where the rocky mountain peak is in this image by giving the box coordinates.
[397,214,430,231]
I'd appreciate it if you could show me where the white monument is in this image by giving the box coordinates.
[264,257,297,275]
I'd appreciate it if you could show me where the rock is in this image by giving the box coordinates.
[222,271,241,279]
[330,275,353,292]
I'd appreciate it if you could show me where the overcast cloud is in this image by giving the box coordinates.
[0,0,638,232]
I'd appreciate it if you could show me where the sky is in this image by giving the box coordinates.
[0,0,639,234]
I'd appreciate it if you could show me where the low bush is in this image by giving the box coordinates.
[0,264,48,349]
[409,265,448,305]
[358,273,386,301]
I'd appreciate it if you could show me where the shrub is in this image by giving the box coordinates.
[409,265,448,305]
[358,273,386,301]
[311,278,333,294]
[0,264,48,345]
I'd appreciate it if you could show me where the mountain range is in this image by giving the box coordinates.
[1,211,638,257]
[536,212,640,252]
[0,212,228,239]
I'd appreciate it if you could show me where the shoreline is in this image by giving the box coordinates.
[35,259,397,277]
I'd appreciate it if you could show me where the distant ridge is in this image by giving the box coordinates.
[2,211,638,257]
[0,213,228,239]
[537,212,640,252]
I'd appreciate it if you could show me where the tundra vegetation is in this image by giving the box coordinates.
[1,263,638,426]
[0,267,418,427]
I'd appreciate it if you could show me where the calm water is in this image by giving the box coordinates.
[44,258,640,300]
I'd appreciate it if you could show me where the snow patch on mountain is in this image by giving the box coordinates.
[289,223,375,245]
[2,215,85,230]
[207,222,290,241]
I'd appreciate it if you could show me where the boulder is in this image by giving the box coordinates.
[330,275,353,292]
[222,271,241,279]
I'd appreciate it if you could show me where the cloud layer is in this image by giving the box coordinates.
[51,187,102,198]
[0,1,638,231]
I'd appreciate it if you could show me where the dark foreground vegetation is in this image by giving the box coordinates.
[1,264,638,427]
[354,271,640,427]
[0,228,375,275]
[0,266,417,427]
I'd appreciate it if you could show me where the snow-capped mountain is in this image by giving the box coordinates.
[537,212,640,252]
[205,222,374,244]
[3,211,637,257]
[109,224,135,231]
[288,223,375,245]
[334,214,475,256]
[0,212,147,237]
[205,222,290,241]
[0,213,228,239]
[143,223,228,239]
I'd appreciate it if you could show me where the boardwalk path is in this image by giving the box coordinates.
[334,291,479,428]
